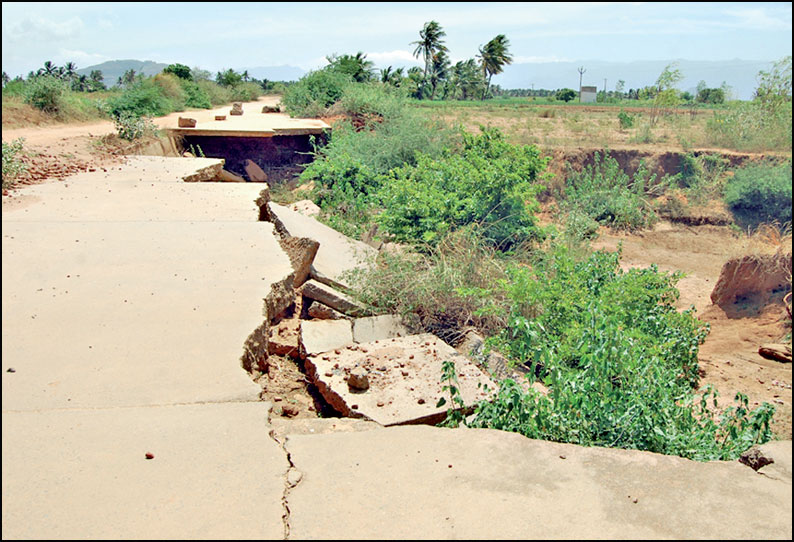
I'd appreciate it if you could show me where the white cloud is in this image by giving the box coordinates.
[57,49,109,68]
[513,55,572,64]
[364,50,423,66]
[723,7,792,31]
[6,15,84,42]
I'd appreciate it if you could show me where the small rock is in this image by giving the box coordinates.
[281,404,299,418]
[417,398,425,405]
[739,446,775,471]
[6,368,15,373]
[377,401,385,407]
[348,368,370,391]
[145,453,154,460]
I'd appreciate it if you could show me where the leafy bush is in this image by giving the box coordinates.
[453,245,775,461]
[114,112,156,141]
[562,151,658,231]
[299,107,456,237]
[724,162,792,228]
[153,72,187,110]
[106,79,174,118]
[180,80,212,109]
[229,81,263,102]
[330,82,405,122]
[2,138,27,188]
[377,128,547,249]
[197,79,232,105]
[24,75,67,113]
[555,88,576,102]
[617,109,634,129]
[281,69,352,117]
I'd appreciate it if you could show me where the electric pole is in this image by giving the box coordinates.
[578,66,586,102]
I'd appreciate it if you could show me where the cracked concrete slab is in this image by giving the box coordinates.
[304,334,495,426]
[1,402,286,540]
[266,202,376,289]
[284,425,793,540]
[300,319,354,357]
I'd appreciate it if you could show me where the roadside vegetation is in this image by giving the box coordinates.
[275,24,791,460]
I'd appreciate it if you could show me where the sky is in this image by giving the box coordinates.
[2,2,792,78]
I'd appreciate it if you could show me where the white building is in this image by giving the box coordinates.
[580,86,597,103]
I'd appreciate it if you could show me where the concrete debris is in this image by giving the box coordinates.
[230,102,243,115]
[304,333,496,426]
[178,117,197,128]
[301,279,369,317]
[280,237,320,289]
[347,368,370,391]
[262,105,281,113]
[265,202,376,290]
[215,115,226,121]
[244,159,268,183]
[180,159,226,183]
[300,319,354,357]
[306,303,345,320]
[216,168,246,183]
[739,446,775,471]
[352,315,408,344]
[268,318,302,358]
[264,273,296,324]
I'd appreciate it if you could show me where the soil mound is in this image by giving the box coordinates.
[711,252,792,316]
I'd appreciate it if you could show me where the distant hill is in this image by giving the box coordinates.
[491,59,774,100]
[241,65,306,82]
[76,59,169,86]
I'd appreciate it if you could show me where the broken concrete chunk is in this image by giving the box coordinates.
[304,333,496,426]
[300,319,354,357]
[347,368,370,391]
[180,159,226,183]
[268,318,301,358]
[264,273,295,323]
[216,169,246,183]
[244,159,268,183]
[178,117,197,128]
[262,105,281,113]
[301,280,368,317]
[266,202,376,290]
[306,302,345,320]
[758,343,792,364]
[280,237,320,288]
[230,102,243,115]
[214,115,226,121]
[353,315,409,344]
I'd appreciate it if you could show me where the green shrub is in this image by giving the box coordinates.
[2,137,27,188]
[24,75,67,113]
[197,80,232,105]
[724,162,792,228]
[331,82,404,121]
[180,80,212,109]
[299,107,456,237]
[281,69,352,117]
[617,109,634,129]
[562,151,658,231]
[229,81,262,102]
[455,245,775,461]
[153,72,187,110]
[114,112,156,141]
[106,79,174,118]
[377,127,547,249]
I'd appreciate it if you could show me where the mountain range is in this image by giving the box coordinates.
[77,58,773,100]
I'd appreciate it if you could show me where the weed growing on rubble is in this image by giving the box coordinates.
[2,137,27,188]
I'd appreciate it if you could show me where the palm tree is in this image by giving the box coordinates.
[326,52,374,82]
[411,21,448,97]
[38,60,57,77]
[477,34,513,100]
[63,62,78,81]
[429,50,450,100]
[242,70,249,82]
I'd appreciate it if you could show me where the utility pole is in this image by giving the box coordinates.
[578,66,586,102]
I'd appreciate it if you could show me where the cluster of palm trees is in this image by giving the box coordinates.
[409,20,513,100]
[320,21,512,101]
[28,60,106,92]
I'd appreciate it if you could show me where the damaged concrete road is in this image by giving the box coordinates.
[2,156,294,538]
[282,424,792,540]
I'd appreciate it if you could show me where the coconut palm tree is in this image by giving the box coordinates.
[429,50,450,100]
[63,62,78,81]
[242,70,249,82]
[37,60,57,77]
[411,20,448,97]
[477,34,513,100]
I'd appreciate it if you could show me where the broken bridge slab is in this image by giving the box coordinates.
[266,202,376,289]
[304,333,496,426]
